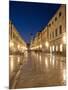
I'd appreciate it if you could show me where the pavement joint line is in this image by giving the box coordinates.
[12,65,23,89]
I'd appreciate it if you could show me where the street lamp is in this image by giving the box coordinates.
[17,44,20,49]
[10,40,14,48]
[45,41,49,48]
[63,33,66,44]
[40,44,42,48]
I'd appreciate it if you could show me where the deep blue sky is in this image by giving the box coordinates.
[9,1,61,43]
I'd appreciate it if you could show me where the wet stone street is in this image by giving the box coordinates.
[9,51,66,89]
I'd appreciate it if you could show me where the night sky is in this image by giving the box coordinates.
[9,1,61,43]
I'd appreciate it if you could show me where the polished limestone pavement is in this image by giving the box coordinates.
[10,51,66,89]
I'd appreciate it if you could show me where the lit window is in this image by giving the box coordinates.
[52,45,55,52]
[60,44,63,52]
[56,45,58,51]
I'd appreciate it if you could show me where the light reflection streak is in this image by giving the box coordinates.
[39,55,41,63]
[50,55,55,68]
[37,53,38,59]
[55,60,58,69]
[10,55,14,72]
[45,57,48,68]
[62,69,66,83]
[50,54,52,64]
[63,69,66,81]
[50,54,55,66]
[52,56,55,67]
[60,62,63,69]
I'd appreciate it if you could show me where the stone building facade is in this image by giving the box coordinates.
[30,5,66,55]
[9,21,27,54]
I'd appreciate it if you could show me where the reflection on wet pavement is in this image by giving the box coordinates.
[9,51,66,89]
